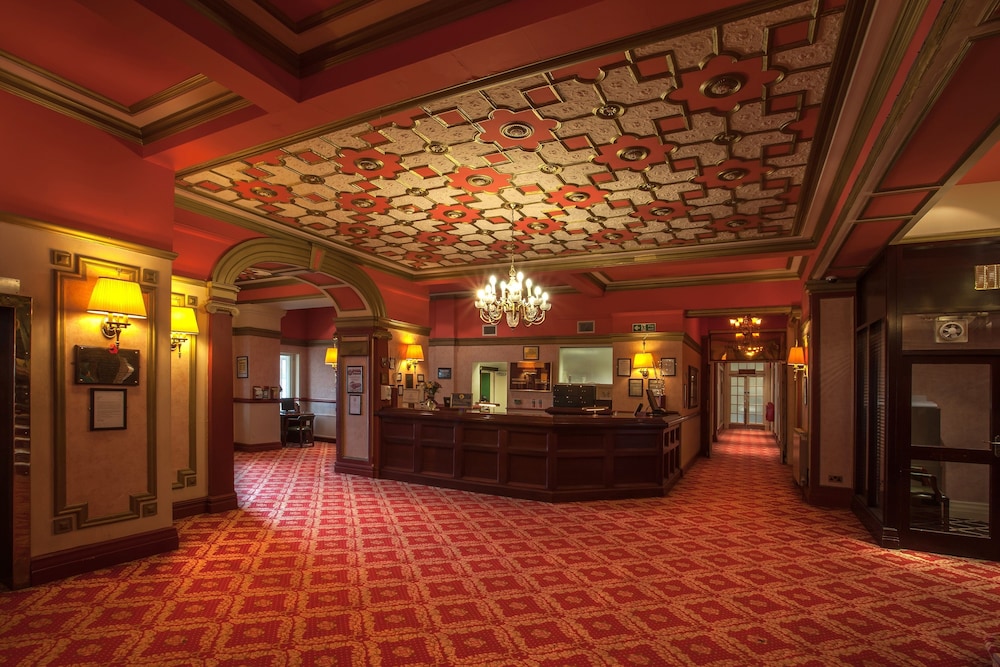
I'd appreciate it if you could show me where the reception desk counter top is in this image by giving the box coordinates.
[377,407,683,502]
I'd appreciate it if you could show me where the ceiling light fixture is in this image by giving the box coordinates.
[87,277,147,351]
[170,306,200,358]
[730,314,763,358]
[475,202,551,328]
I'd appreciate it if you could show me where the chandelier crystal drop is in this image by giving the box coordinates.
[474,204,552,328]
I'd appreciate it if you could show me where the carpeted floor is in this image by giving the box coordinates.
[1,429,998,666]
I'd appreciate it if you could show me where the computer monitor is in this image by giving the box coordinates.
[280,398,297,413]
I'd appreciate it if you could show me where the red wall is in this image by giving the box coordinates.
[0,92,175,250]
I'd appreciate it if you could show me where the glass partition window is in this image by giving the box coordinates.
[558,347,612,385]
[510,362,551,391]
[909,459,989,536]
[909,362,991,538]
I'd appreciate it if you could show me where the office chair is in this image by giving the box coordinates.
[284,414,315,448]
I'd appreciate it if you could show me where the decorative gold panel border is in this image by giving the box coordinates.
[52,255,159,533]
[171,291,199,491]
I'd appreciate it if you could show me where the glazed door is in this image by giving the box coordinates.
[727,365,764,428]
[902,357,999,560]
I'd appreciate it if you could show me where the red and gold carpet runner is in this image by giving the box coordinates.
[1,430,997,665]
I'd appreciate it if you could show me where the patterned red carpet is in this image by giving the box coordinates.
[2,430,998,666]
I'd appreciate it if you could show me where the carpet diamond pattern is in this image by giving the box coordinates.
[1,430,998,665]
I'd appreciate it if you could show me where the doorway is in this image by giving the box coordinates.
[725,362,765,429]
[901,356,998,560]
[473,363,507,412]
[1,294,31,590]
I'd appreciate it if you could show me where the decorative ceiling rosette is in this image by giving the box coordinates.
[448,166,512,193]
[667,53,782,114]
[476,108,559,151]
[631,200,695,222]
[336,192,392,217]
[232,180,295,204]
[545,184,608,209]
[333,148,406,180]
[428,203,481,224]
[694,158,774,190]
[593,135,676,172]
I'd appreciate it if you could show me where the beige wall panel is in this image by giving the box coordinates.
[817,296,854,487]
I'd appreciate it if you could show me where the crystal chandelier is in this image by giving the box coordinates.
[475,204,551,328]
[730,314,763,358]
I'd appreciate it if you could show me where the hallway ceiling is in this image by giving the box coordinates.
[3,0,999,310]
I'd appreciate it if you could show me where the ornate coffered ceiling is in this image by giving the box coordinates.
[176,2,845,278]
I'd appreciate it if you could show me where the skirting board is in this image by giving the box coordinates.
[31,527,179,585]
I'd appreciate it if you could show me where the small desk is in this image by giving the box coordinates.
[280,411,314,445]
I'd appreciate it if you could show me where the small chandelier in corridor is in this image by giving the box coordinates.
[474,203,551,328]
[730,314,763,358]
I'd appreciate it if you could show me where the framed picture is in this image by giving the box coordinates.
[687,365,699,408]
[417,374,425,383]
[346,366,363,393]
[577,320,595,333]
[236,356,248,379]
[628,378,644,397]
[74,345,140,385]
[348,394,362,415]
[617,358,631,377]
[395,372,402,382]
[397,384,404,396]
[523,345,539,361]
[660,357,677,377]
[90,388,127,430]
[253,386,265,399]
[405,374,414,389]
[437,367,452,379]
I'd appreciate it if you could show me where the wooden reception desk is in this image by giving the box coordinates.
[377,408,683,502]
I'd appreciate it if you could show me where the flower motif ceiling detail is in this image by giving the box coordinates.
[177,2,842,275]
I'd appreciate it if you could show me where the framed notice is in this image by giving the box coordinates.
[236,356,248,378]
[617,358,631,377]
[348,394,362,415]
[660,357,677,377]
[346,366,363,393]
[628,378,644,398]
[90,388,127,430]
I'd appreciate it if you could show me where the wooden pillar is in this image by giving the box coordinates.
[204,297,239,513]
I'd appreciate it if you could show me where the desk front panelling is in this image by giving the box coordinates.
[378,408,677,502]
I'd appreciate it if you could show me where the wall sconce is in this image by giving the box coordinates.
[87,277,147,351]
[324,347,338,369]
[787,345,807,378]
[405,344,424,370]
[170,306,199,358]
[632,337,654,378]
